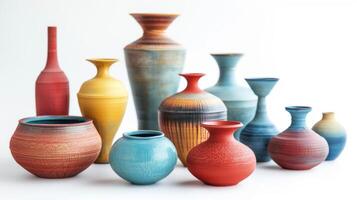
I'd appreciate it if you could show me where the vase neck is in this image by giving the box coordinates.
[253,96,269,122]
[180,73,204,93]
[217,66,237,86]
[212,54,242,86]
[286,106,312,131]
[202,121,242,143]
[322,112,335,120]
[45,26,60,70]
[87,59,117,78]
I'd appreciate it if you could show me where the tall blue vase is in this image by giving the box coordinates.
[239,78,279,162]
[205,54,257,138]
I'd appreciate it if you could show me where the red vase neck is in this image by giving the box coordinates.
[180,73,204,93]
[201,121,242,142]
[44,26,60,71]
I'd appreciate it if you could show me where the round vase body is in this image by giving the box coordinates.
[109,130,177,185]
[159,73,227,166]
[312,112,346,161]
[36,26,69,115]
[268,106,329,170]
[239,78,279,162]
[77,59,128,163]
[124,13,185,130]
[205,54,256,137]
[10,116,101,178]
[187,121,256,186]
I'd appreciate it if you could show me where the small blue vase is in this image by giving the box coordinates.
[205,54,257,138]
[109,130,177,185]
[239,78,279,162]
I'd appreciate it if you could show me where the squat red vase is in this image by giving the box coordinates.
[36,26,69,115]
[187,121,256,186]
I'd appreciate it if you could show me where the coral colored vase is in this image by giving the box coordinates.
[187,121,256,186]
[159,73,227,166]
[77,59,128,163]
[268,106,329,170]
[124,13,185,130]
[239,78,279,162]
[312,112,346,161]
[36,26,69,115]
[205,54,257,137]
[10,116,101,178]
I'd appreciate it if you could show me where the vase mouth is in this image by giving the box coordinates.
[245,77,279,82]
[201,120,243,129]
[86,58,118,63]
[323,111,335,115]
[130,13,179,17]
[285,106,312,112]
[179,73,205,78]
[124,130,164,140]
[210,53,244,57]
[19,116,92,127]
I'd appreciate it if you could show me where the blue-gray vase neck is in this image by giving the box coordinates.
[286,106,312,131]
[252,96,269,122]
[212,54,243,86]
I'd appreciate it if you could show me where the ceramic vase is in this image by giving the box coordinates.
[205,54,257,137]
[36,26,69,115]
[124,13,186,130]
[187,121,256,186]
[312,112,346,161]
[10,116,101,178]
[109,130,177,185]
[268,106,329,170]
[159,73,227,166]
[239,78,279,162]
[77,59,128,163]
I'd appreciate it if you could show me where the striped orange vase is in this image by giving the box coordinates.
[159,73,227,166]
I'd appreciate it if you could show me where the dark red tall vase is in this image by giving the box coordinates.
[35,26,69,115]
[187,120,256,186]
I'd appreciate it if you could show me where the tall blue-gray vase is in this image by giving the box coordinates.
[205,54,257,138]
[239,78,279,162]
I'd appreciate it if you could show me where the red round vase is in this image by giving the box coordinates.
[36,26,69,115]
[187,120,256,186]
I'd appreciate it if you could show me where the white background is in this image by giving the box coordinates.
[0,0,356,199]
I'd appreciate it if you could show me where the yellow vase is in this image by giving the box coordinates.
[77,58,128,163]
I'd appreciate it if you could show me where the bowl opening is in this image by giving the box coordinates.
[21,116,90,126]
[124,130,164,139]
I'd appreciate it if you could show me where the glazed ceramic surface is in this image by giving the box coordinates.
[187,121,256,186]
[36,26,69,115]
[239,78,279,162]
[124,13,185,130]
[268,106,329,170]
[78,59,128,163]
[10,116,101,178]
[205,54,257,137]
[312,112,346,160]
[159,73,227,166]
[109,130,177,185]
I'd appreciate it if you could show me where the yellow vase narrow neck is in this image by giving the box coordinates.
[87,58,117,78]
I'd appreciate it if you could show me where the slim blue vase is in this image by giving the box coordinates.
[205,54,257,138]
[239,78,279,162]
[109,130,177,185]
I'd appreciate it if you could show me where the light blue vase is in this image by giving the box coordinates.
[239,78,279,162]
[109,130,177,185]
[205,54,257,138]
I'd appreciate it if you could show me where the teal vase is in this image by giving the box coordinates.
[239,78,279,162]
[205,54,257,138]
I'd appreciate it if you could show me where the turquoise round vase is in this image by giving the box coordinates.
[109,130,177,185]
[239,78,279,162]
[312,112,346,161]
[205,54,257,138]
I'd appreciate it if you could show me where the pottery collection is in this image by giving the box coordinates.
[159,73,227,166]
[35,26,69,115]
[312,112,346,161]
[124,13,186,130]
[239,78,279,162]
[187,121,256,186]
[77,58,128,163]
[205,54,257,138]
[268,106,329,170]
[10,116,101,178]
[109,130,177,185]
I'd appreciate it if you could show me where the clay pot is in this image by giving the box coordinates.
[10,116,101,178]
[187,120,256,186]
[312,112,346,161]
[109,130,177,185]
[268,106,329,170]
[159,73,227,166]
[36,26,69,115]
[205,53,257,137]
[124,13,186,130]
[77,58,128,163]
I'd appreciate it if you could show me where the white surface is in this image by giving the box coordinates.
[0,0,356,199]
